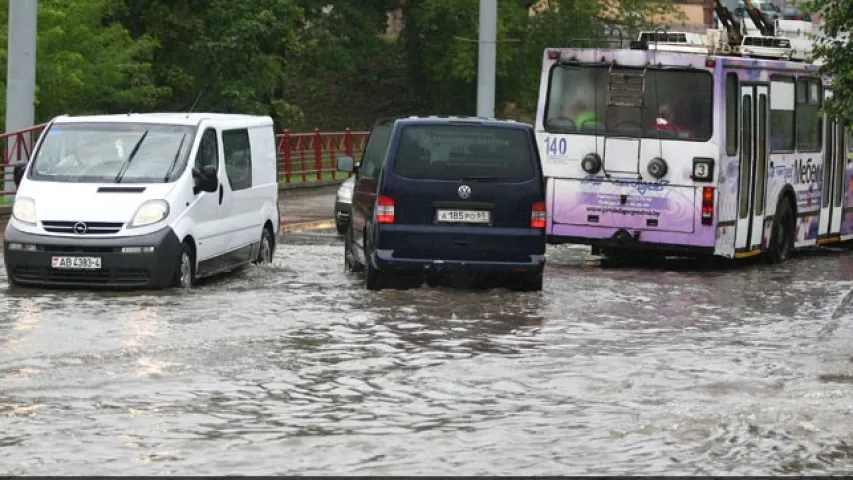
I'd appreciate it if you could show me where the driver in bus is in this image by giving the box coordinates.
[568,98,599,131]
[548,83,600,132]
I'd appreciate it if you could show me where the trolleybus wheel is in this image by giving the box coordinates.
[767,199,794,264]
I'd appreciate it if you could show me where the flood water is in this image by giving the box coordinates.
[3,230,853,475]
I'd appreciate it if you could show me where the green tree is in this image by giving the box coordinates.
[800,0,853,121]
[0,0,166,129]
[280,0,415,130]
[400,0,684,120]
[111,0,306,127]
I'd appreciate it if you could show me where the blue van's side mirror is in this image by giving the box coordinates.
[336,155,355,173]
[13,163,26,188]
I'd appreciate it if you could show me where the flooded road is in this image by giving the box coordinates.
[4,230,853,475]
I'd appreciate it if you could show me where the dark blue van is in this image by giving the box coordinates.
[335,116,546,291]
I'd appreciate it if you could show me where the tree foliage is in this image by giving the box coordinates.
[800,0,853,120]
[110,0,306,125]
[399,0,683,121]
[0,0,686,131]
[0,0,165,130]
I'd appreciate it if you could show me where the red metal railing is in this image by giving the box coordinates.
[0,123,48,200]
[277,128,368,184]
[0,125,369,201]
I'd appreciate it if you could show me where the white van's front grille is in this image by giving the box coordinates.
[41,221,124,235]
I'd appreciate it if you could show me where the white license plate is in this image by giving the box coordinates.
[436,209,490,224]
[51,256,102,270]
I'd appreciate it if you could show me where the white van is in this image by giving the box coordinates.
[4,113,281,289]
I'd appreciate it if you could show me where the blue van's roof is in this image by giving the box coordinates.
[391,115,533,130]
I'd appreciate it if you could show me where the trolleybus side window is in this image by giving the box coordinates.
[726,73,739,156]
[739,95,753,220]
[796,77,823,152]
[770,75,795,153]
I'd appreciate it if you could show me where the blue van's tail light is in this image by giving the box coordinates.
[701,187,714,225]
[531,201,547,229]
[376,195,395,224]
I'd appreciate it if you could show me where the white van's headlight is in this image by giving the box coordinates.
[129,200,169,228]
[12,197,36,224]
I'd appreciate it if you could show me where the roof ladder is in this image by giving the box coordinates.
[606,64,646,108]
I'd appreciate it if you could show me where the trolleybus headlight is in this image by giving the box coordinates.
[582,153,602,174]
[647,157,668,179]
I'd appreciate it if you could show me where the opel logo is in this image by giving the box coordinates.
[458,185,472,199]
[73,222,88,234]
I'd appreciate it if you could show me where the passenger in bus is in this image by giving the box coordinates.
[650,103,694,138]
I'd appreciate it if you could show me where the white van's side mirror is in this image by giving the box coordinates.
[192,165,219,194]
[336,155,355,173]
[13,163,26,188]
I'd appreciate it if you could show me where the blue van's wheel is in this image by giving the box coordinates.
[344,226,364,273]
[364,242,384,291]
[512,273,543,292]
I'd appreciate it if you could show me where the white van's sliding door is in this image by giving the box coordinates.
[191,126,228,271]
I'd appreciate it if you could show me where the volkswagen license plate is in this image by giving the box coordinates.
[436,209,490,224]
[51,256,102,270]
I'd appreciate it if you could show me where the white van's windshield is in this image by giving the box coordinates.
[29,123,196,183]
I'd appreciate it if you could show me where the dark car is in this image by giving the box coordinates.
[335,116,547,291]
[735,0,782,23]
[780,6,811,21]
[333,175,355,235]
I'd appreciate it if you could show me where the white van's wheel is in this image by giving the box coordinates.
[173,243,194,289]
[255,228,274,265]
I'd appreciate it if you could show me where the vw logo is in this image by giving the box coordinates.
[458,185,472,199]
[73,222,88,234]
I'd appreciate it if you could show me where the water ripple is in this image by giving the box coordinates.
[2,239,853,474]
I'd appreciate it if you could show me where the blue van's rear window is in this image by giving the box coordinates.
[393,125,535,181]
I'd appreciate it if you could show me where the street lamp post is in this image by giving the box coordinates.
[5,0,38,195]
[477,0,497,118]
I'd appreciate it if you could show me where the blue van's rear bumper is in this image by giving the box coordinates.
[373,249,546,274]
[370,224,546,274]
[3,224,181,289]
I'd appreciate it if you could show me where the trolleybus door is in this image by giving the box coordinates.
[829,122,846,234]
[818,109,837,237]
[735,85,770,252]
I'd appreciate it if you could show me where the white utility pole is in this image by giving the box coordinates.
[5,0,38,194]
[476,0,497,118]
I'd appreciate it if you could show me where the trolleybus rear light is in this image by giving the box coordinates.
[701,187,714,226]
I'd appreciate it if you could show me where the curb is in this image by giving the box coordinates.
[280,219,337,233]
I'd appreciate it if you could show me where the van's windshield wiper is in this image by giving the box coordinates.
[163,134,187,182]
[114,130,149,183]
